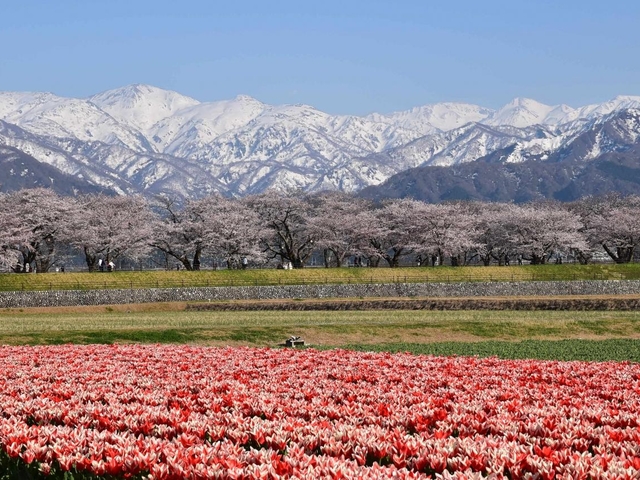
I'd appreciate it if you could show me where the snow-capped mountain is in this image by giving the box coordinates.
[484,98,571,128]
[0,91,154,152]
[0,120,230,198]
[359,108,640,203]
[89,84,201,136]
[367,102,493,135]
[1,84,640,199]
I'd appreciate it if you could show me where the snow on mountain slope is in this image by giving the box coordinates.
[89,84,200,135]
[362,106,640,173]
[359,108,640,204]
[0,120,132,194]
[0,92,57,119]
[484,98,560,128]
[541,104,577,125]
[483,96,640,128]
[0,120,231,198]
[0,144,111,195]
[2,84,640,198]
[561,95,640,124]
[42,136,233,199]
[369,122,557,171]
[153,95,267,154]
[368,102,493,135]
[549,108,640,163]
[328,115,421,152]
[183,105,375,194]
[198,100,453,193]
[244,103,420,153]
[0,92,153,152]
[169,101,430,194]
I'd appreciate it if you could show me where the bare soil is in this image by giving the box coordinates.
[187,295,640,312]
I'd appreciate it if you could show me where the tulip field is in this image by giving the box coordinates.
[0,345,639,479]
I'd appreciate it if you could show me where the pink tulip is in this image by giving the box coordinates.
[0,345,639,478]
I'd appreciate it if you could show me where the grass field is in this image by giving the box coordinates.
[3,263,640,361]
[2,263,640,292]
[2,303,640,361]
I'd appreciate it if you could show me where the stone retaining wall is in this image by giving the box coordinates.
[2,280,640,308]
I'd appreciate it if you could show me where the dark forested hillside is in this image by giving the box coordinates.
[0,146,110,195]
[358,146,640,203]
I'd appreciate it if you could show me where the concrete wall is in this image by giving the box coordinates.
[2,280,640,308]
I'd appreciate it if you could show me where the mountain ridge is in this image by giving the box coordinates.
[359,108,640,203]
[1,84,640,199]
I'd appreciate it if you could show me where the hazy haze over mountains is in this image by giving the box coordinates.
[0,83,640,199]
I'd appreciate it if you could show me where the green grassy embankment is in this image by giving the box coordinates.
[1,263,640,292]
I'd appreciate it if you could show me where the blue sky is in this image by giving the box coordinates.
[1,0,639,114]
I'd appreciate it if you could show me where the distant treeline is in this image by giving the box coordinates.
[0,188,638,272]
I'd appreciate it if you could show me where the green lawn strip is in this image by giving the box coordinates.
[1,310,640,355]
[1,263,640,292]
[3,309,640,337]
[338,339,640,362]
[3,328,638,362]
[28,328,203,345]
[0,326,291,346]
[445,313,640,338]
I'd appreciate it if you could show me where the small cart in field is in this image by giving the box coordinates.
[285,336,305,347]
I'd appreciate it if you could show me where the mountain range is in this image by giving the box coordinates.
[1,84,640,201]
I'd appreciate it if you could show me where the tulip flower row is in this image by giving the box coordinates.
[0,344,639,479]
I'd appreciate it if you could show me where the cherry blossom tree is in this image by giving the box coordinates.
[472,202,520,266]
[196,194,267,269]
[567,197,604,264]
[149,196,206,271]
[344,205,387,267]
[71,194,154,271]
[361,199,424,268]
[3,188,77,272]
[415,202,480,266]
[7,187,640,272]
[307,192,370,267]
[577,194,640,263]
[0,193,28,270]
[508,202,588,264]
[244,191,317,268]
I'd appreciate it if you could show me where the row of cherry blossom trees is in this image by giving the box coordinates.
[1,188,639,272]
